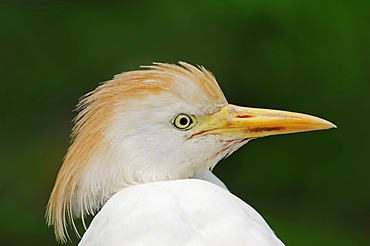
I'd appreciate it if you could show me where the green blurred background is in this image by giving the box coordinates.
[1,0,369,245]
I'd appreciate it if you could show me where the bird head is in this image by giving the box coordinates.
[46,62,335,242]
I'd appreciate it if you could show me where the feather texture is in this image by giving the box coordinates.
[46,62,228,242]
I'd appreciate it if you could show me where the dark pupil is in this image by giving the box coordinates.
[179,117,189,126]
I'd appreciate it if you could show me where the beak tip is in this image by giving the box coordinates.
[321,119,337,130]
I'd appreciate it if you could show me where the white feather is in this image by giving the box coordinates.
[79,179,284,246]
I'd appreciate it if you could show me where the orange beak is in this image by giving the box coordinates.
[195,104,336,139]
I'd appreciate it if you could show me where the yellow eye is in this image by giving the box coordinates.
[171,114,197,130]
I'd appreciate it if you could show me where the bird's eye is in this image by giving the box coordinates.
[171,114,197,130]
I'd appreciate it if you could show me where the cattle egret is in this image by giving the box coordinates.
[46,62,335,245]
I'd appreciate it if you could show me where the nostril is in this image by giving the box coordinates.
[236,115,253,118]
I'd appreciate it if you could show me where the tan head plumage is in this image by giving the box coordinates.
[46,62,227,242]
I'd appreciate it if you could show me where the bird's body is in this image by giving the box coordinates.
[80,178,283,246]
[46,62,335,245]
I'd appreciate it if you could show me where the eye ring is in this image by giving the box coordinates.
[171,114,197,130]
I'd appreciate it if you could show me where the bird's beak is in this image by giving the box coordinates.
[194,104,336,139]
